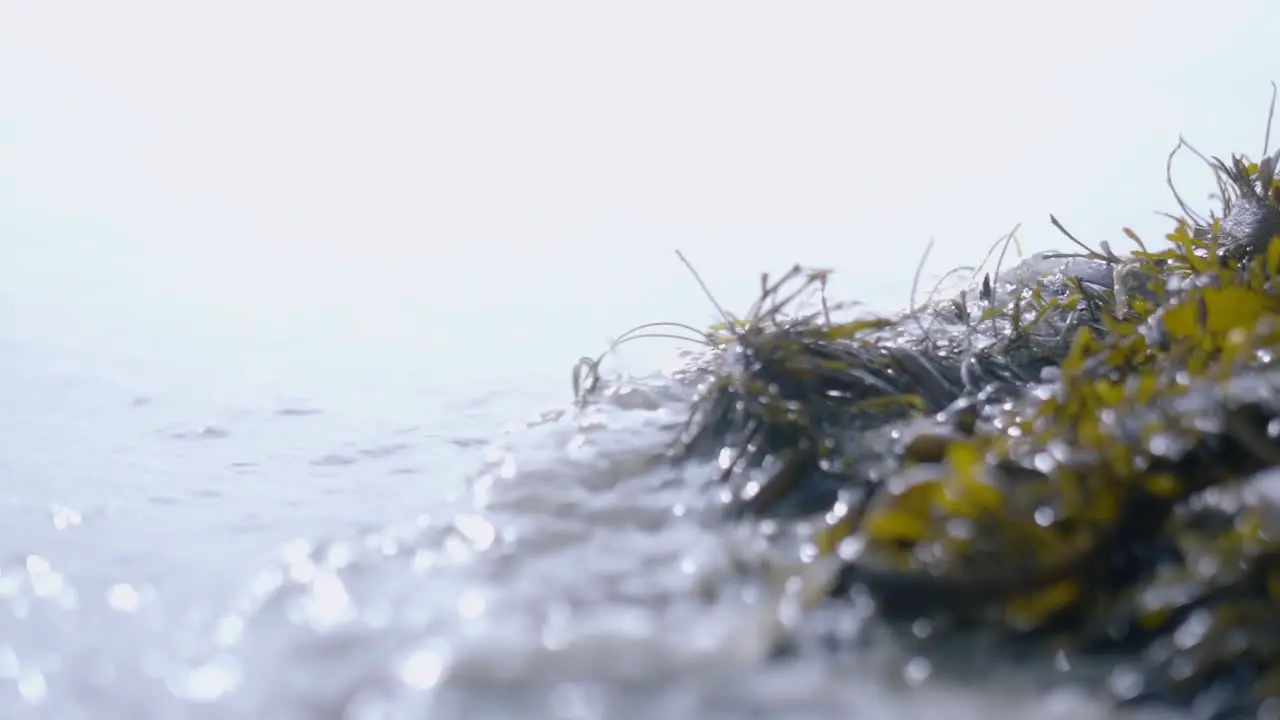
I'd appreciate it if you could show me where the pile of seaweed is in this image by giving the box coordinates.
[575,100,1280,718]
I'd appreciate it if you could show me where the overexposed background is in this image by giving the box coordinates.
[3,0,1277,390]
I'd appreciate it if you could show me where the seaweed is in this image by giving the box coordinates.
[575,86,1280,717]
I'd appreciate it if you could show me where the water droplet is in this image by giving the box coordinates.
[911,619,933,638]
[107,583,140,612]
[50,505,83,531]
[25,556,68,602]
[298,571,352,630]
[902,657,932,686]
[798,541,819,563]
[1172,609,1212,650]
[716,447,735,471]
[836,536,866,562]
[457,590,487,620]
[945,517,975,540]
[678,556,698,575]
[1146,432,1183,458]
[399,648,446,690]
[286,555,317,585]
[280,538,314,563]
[16,670,46,705]
[1034,506,1056,527]
[398,527,431,558]
[169,656,241,703]
[214,616,244,648]
[321,541,354,569]
[24,556,51,576]
[242,566,285,609]
[1192,554,1221,581]
[1106,664,1145,700]
[454,514,496,551]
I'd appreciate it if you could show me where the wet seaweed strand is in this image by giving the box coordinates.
[576,94,1280,718]
[736,162,1280,715]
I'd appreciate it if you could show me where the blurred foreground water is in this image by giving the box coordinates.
[0,311,1181,719]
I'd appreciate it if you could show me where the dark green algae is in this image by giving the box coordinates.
[577,142,1280,717]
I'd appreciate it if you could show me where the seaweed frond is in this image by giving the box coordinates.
[573,84,1280,718]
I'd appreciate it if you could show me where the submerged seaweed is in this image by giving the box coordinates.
[576,89,1280,718]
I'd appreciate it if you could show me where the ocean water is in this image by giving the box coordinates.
[2,2,1278,717]
[0,324,1170,720]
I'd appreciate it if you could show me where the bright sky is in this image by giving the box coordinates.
[1,1,1277,386]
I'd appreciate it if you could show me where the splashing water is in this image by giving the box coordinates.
[0,343,1170,720]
